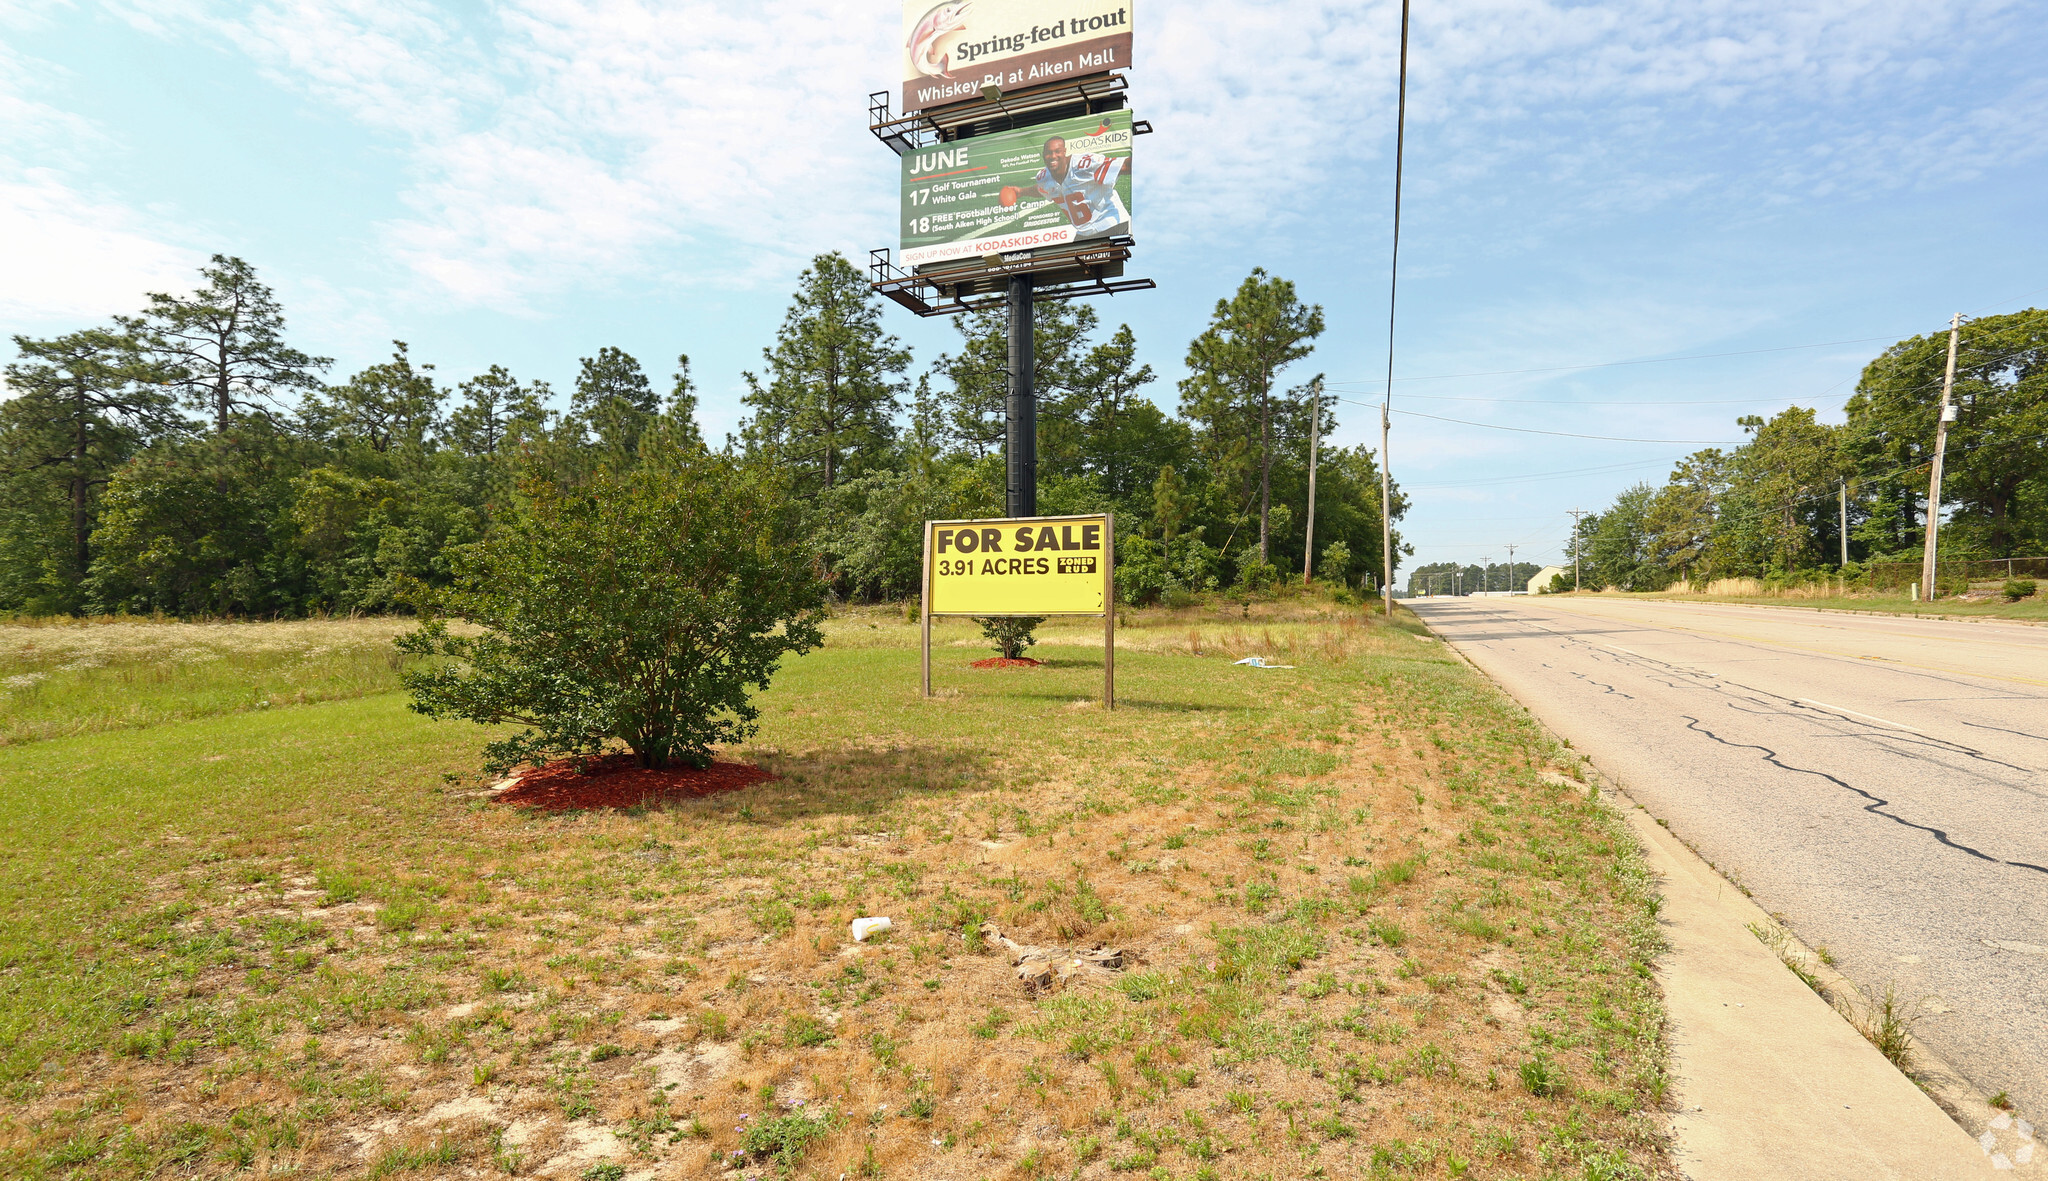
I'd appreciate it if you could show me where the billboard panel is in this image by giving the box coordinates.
[924,515,1111,615]
[902,0,1132,112]
[900,109,1132,268]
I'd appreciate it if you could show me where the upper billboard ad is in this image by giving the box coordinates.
[901,0,1133,113]
[900,108,1131,267]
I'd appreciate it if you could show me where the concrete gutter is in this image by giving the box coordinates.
[1606,781,2004,1178]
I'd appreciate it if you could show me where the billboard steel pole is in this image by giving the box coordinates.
[1006,274,1037,517]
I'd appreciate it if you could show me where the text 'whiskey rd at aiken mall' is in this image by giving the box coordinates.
[903,1,1132,111]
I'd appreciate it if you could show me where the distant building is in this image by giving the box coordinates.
[1529,565,1567,594]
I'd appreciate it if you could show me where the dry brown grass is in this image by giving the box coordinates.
[1,605,1670,1179]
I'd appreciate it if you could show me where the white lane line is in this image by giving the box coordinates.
[1795,698,1928,735]
[1601,643,1645,658]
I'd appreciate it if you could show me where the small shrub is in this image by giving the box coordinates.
[975,616,1044,659]
[588,1043,623,1062]
[2003,578,2036,602]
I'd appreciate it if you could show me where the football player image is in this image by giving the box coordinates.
[999,135,1130,237]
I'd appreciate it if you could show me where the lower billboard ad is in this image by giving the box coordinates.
[901,109,1132,268]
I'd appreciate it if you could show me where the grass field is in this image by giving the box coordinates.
[1640,592,2048,622]
[0,603,1670,1180]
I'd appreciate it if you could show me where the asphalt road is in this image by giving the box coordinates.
[1410,596,2048,1122]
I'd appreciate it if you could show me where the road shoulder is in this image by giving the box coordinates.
[1410,616,2002,1178]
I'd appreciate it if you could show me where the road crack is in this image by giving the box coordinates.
[1676,714,2047,877]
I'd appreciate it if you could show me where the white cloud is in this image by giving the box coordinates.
[1138,0,2045,246]
[72,0,2048,312]
[0,171,204,323]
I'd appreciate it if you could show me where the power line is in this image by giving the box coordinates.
[1340,400,1744,444]
[1329,340,2039,454]
[1324,334,1910,386]
[1389,391,1833,407]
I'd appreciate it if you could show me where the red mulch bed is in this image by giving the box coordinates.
[492,753,775,812]
[970,656,1043,669]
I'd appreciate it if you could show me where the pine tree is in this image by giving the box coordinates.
[304,341,442,453]
[573,347,659,460]
[130,255,329,431]
[742,253,909,495]
[0,328,181,611]
[1178,270,1324,562]
[449,366,549,457]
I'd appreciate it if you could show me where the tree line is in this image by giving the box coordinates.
[1405,561,1545,596]
[1568,310,2047,591]
[0,254,1405,617]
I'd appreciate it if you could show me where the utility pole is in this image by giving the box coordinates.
[1919,313,1962,600]
[1504,544,1518,594]
[1568,509,1587,592]
[1839,480,1849,568]
[1379,0,1411,621]
[1303,378,1322,585]
[1004,275,1037,517]
[1482,556,1491,595]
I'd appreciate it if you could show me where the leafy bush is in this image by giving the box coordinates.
[398,452,825,773]
[1233,548,1280,592]
[1316,541,1352,585]
[2004,578,2037,601]
[1117,531,1221,605]
[976,616,1043,659]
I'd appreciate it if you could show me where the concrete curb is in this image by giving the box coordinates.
[1601,779,2001,1179]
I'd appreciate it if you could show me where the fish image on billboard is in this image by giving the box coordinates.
[907,1,971,80]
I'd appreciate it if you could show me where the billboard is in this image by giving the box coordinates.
[902,0,1133,113]
[901,109,1132,268]
[924,515,1111,615]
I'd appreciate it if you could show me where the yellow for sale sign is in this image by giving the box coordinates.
[924,514,1112,616]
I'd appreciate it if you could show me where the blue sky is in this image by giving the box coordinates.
[5,0,2045,574]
